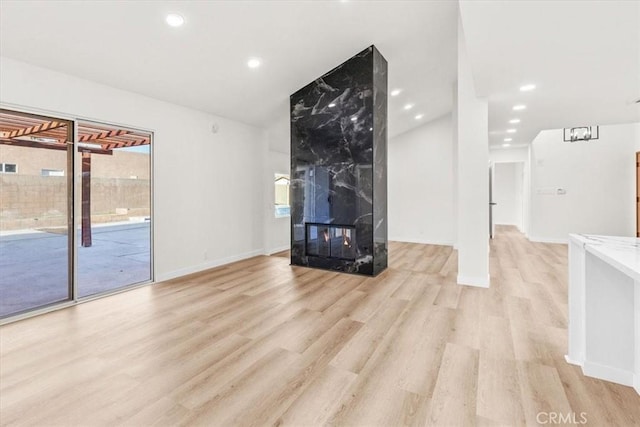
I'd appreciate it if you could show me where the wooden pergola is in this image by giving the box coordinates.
[0,109,150,247]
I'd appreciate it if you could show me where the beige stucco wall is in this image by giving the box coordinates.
[0,144,150,179]
[0,145,150,230]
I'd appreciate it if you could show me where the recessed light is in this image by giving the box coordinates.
[403,104,414,110]
[502,143,511,148]
[350,116,357,121]
[247,58,261,69]
[520,84,536,92]
[506,129,517,133]
[509,119,521,124]
[328,103,336,108]
[513,104,527,111]
[504,138,513,142]
[414,114,424,120]
[369,127,373,131]
[165,13,184,27]
[391,89,402,97]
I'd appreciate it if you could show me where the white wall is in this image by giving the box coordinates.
[388,114,454,245]
[456,18,490,287]
[529,123,640,242]
[0,57,267,281]
[263,108,291,254]
[490,146,528,163]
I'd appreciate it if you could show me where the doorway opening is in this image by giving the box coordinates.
[491,161,525,235]
[636,151,640,237]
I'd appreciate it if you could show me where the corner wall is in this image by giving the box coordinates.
[456,17,490,288]
[0,56,267,281]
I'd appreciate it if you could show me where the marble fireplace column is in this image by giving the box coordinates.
[290,46,388,276]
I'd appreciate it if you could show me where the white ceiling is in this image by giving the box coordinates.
[0,0,458,138]
[460,0,640,148]
[2,1,638,146]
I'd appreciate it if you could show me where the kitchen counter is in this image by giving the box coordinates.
[567,234,640,394]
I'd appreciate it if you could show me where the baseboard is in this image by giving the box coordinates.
[156,249,265,282]
[266,245,290,255]
[457,274,490,288]
[528,236,568,244]
[634,373,640,395]
[390,237,454,247]
[564,354,583,366]
[582,361,634,387]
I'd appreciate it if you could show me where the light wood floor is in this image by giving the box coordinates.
[1,225,639,426]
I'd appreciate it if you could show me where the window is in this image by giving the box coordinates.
[0,163,17,174]
[274,173,290,217]
[41,169,65,177]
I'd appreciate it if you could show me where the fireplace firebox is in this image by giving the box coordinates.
[305,223,357,260]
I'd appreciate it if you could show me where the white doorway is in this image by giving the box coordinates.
[493,161,525,232]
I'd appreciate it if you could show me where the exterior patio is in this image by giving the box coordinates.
[0,222,150,317]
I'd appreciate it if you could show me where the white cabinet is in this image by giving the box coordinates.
[567,234,640,394]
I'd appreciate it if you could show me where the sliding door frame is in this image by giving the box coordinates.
[0,103,155,324]
[73,118,155,303]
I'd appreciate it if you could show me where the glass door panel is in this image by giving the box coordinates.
[76,121,151,298]
[0,109,72,317]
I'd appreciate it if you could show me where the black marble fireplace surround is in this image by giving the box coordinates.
[290,46,388,276]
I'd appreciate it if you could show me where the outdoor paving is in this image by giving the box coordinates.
[0,222,151,317]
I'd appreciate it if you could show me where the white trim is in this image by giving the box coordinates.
[582,361,634,387]
[457,274,490,288]
[635,373,640,395]
[389,237,454,247]
[156,249,264,282]
[564,354,583,366]
[528,236,568,244]
[266,245,290,256]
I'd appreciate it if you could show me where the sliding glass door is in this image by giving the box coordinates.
[75,121,152,298]
[0,109,153,320]
[0,110,73,317]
